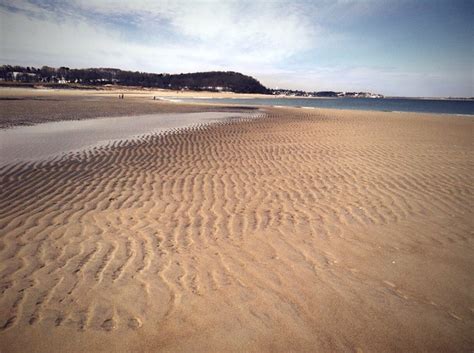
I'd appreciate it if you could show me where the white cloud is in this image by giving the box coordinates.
[79,0,317,60]
[1,0,471,97]
[0,0,316,72]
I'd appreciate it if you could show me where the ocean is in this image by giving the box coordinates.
[177,97,474,115]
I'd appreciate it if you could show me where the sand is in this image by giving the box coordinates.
[0,112,255,165]
[0,90,473,353]
[0,87,258,128]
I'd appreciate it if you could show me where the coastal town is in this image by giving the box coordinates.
[270,88,384,98]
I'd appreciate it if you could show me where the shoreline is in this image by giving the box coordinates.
[165,97,474,116]
[0,84,474,101]
[1,88,472,131]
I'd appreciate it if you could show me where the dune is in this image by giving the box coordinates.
[0,98,473,352]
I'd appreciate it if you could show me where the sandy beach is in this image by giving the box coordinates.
[0,89,473,352]
[0,87,260,128]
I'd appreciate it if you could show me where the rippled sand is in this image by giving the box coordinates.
[0,100,473,352]
[0,112,253,164]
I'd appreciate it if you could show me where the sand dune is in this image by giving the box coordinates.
[0,105,473,352]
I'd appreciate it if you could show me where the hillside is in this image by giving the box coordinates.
[0,65,269,94]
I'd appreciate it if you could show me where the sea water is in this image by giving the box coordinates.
[177,97,474,115]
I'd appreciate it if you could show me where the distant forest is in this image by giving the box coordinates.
[0,65,269,94]
[0,65,384,98]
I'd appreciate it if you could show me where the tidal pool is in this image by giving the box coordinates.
[0,112,250,165]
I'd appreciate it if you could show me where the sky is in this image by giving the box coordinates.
[0,0,472,97]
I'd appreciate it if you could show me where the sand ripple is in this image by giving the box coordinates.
[0,108,473,353]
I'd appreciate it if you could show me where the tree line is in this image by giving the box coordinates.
[0,65,269,94]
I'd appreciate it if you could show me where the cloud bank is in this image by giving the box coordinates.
[1,0,316,71]
[0,0,472,97]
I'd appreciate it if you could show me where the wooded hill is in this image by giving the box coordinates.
[0,65,269,94]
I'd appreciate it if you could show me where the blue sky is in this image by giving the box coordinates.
[0,0,472,97]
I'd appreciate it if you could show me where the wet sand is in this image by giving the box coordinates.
[0,112,254,165]
[0,90,473,353]
[0,87,258,128]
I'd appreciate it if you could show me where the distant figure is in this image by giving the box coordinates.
[153,96,156,100]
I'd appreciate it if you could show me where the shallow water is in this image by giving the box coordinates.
[174,97,474,115]
[0,112,248,165]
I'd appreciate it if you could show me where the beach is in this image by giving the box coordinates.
[0,87,260,128]
[0,89,473,353]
